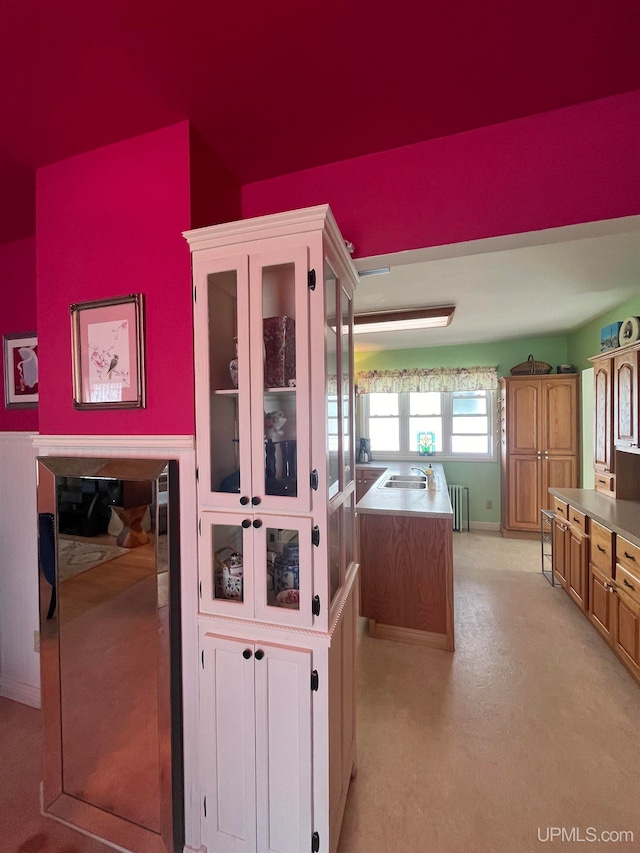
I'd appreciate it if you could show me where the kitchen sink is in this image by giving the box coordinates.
[381,480,427,489]
[387,474,427,483]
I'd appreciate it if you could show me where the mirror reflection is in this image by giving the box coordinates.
[37,457,180,853]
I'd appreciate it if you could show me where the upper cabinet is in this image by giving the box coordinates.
[185,206,358,632]
[613,346,639,450]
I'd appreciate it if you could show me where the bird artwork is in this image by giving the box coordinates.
[107,354,119,377]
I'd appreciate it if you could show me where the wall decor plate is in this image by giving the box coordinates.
[618,316,640,347]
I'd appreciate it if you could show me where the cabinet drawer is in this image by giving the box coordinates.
[616,535,640,584]
[567,506,586,534]
[617,565,640,605]
[590,520,614,577]
[552,498,568,519]
[594,472,616,497]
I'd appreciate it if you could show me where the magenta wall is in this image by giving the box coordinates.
[36,122,195,435]
[242,92,640,258]
[0,237,38,431]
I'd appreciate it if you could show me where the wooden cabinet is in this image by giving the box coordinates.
[612,538,640,679]
[355,466,386,503]
[551,501,588,611]
[614,347,639,449]
[185,206,359,853]
[500,375,579,535]
[589,564,616,643]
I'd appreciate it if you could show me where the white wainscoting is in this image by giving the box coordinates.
[33,434,201,853]
[0,432,40,707]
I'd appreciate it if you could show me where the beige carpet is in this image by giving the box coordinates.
[57,538,129,581]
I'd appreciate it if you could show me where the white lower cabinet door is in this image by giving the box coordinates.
[201,633,312,853]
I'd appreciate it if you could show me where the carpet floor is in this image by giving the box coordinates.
[1,531,639,852]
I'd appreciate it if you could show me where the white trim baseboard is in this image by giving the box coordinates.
[0,677,41,709]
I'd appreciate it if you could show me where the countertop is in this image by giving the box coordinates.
[356,462,453,519]
[549,487,640,548]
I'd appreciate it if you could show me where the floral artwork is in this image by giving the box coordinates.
[3,332,38,408]
[88,320,131,389]
[70,294,145,409]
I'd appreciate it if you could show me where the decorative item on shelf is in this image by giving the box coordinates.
[510,354,552,375]
[215,547,243,600]
[600,322,622,352]
[263,315,295,387]
[619,316,640,347]
[277,589,300,609]
[557,364,577,374]
[265,410,286,442]
[417,431,435,456]
[273,543,300,594]
[229,336,238,388]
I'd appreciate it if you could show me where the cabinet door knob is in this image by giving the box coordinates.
[255,649,264,661]
[597,544,606,553]
[251,496,261,506]
[242,649,252,659]
[242,519,251,529]
[623,578,636,591]
[623,551,637,562]
[240,496,250,506]
[253,519,263,529]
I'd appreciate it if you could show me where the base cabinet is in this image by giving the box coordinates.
[588,565,616,643]
[200,632,312,853]
[613,589,640,680]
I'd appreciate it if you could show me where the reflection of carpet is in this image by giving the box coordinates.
[57,539,129,581]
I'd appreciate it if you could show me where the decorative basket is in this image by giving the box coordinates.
[510,354,552,376]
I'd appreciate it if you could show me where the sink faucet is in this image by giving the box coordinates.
[411,467,428,476]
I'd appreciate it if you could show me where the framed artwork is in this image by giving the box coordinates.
[3,331,38,408]
[70,293,146,410]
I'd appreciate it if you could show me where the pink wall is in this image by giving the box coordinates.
[0,237,38,431]
[242,92,640,258]
[36,123,195,435]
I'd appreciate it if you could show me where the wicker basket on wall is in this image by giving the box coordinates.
[510,354,553,375]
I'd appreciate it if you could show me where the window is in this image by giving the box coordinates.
[362,390,496,460]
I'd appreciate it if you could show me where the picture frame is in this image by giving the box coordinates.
[3,331,38,408]
[70,293,146,410]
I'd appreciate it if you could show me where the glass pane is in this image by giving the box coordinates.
[453,393,487,415]
[409,417,443,452]
[264,391,297,497]
[451,435,490,454]
[452,416,488,434]
[262,262,299,501]
[325,263,339,496]
[369,418,400,451]
[208,270,241,494]
[344,494,355,570]
[369,393,398,416]
[409,392,441,415]
[329,505,341,601]
[341,286,353,485]
[212,522,244,602]
[267,527,300,611]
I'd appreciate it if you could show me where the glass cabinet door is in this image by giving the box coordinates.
[325,262,340,499]
[254,514,313,628]
[194,256,253,510]
[198,512,255,618]
[340,285,354,489]
[249,246,311,514]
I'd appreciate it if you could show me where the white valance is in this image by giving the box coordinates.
[355,366,498,394]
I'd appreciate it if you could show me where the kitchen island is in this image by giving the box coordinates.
[357,463,455,650]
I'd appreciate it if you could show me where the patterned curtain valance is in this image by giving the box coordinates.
[355,366,498,394]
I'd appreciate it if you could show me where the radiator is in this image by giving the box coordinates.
[447,484,470,532]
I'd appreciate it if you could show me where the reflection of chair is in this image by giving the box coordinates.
[38,512,56,619]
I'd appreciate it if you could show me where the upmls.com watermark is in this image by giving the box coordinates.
[537,827,634,843]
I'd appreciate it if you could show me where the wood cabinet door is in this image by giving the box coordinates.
[594,359,613,472]
[541,377,579,455]
[588,564,615,644]
[506,380,539,455]
[541,456,578,511]
[507,455,540,530]
[614,349,639,449]
[552,518,568,589]
[567,525,588,611]
[613,588,640,679]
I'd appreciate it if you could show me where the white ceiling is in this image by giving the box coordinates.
[352,216,640,352]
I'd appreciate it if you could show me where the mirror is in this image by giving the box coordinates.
[36,456,183,853]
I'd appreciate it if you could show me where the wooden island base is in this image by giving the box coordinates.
[358,505,454,652]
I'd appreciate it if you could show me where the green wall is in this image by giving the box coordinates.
[567,295,640,371]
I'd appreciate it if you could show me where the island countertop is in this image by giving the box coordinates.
[356,461,453,519]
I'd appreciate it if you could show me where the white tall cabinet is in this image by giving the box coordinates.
[184,206,359,853]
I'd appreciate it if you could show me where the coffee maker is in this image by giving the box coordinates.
[357,438,372,464]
